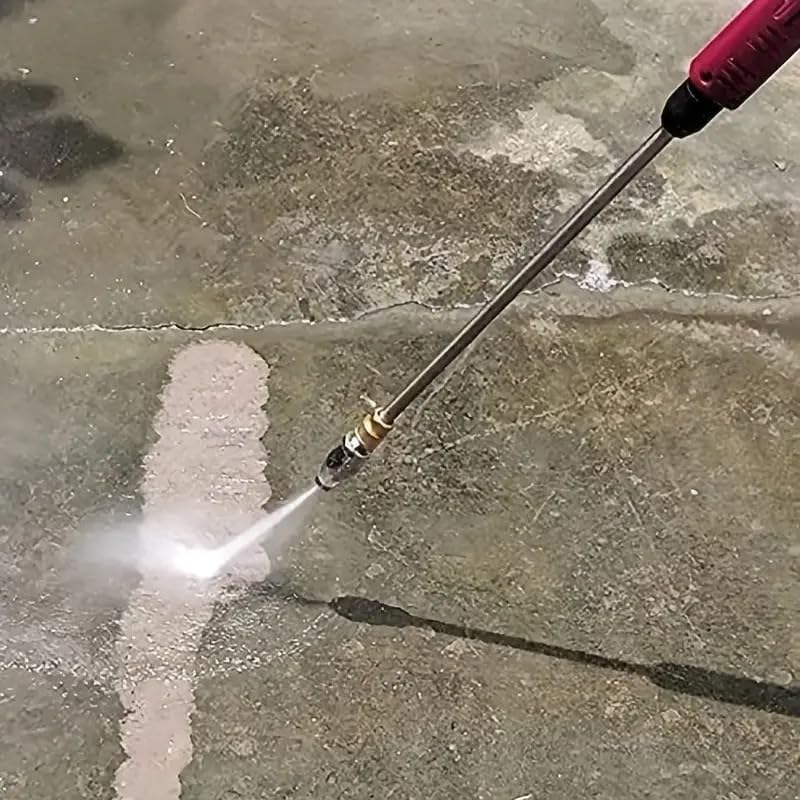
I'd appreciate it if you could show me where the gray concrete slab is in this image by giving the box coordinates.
[2,306,799,799]
[0,0,799,799]
[1,0,799,330]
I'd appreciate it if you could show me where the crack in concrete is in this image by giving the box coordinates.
[0,301,443,335]
[1,280,797,337]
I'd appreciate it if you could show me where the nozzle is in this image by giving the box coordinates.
[315,409,392,491]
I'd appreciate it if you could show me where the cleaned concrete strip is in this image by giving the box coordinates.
[113,341,271,800]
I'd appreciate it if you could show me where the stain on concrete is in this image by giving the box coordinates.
[202,77,589,320]
[113,341,271,800]
[0,0,31,19]
[606,203,800,296]
[197,62,798,323]
[0,77,124,219]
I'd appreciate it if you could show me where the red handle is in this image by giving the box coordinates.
[690,0,800,109]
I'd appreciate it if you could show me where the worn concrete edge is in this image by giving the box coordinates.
[2,281,799,340]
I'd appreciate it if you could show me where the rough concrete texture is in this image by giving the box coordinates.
[0,0,798,799]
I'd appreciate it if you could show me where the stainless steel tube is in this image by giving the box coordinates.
[381,126,673,424]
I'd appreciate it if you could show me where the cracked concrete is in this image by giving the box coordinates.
[0,0,798,799]
[0,0,798,329]
[1,279,799,336]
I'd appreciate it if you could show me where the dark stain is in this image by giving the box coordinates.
[0,172,26,218]
[5,114,123,182]
[297,295,314,321]
[328,595,799,718]
[0,77,124,219]
[204,76,574,315]
[0,0,30,18]
[605,203,798,295]
[212,77,563,239]
[0,78,56,115]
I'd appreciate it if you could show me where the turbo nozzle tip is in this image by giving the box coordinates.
[314,436,366,491]
[315,409,393,491]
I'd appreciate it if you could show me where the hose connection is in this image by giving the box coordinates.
[315,409,393,491]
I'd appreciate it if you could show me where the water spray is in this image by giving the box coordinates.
[169,486,321,580]
[316,0,800,492]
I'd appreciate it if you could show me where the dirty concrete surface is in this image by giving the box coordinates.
[1,0,799,798]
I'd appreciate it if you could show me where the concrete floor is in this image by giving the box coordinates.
[1,0,799,798]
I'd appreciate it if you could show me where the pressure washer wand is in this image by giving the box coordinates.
[316,0,800,491]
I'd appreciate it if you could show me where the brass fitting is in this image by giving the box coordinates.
[315,408,393,491]
[354,408,393,452]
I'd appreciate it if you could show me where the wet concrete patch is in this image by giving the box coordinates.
[1,305,798,798]
[0,332,180,800]
[0,670,121,798]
